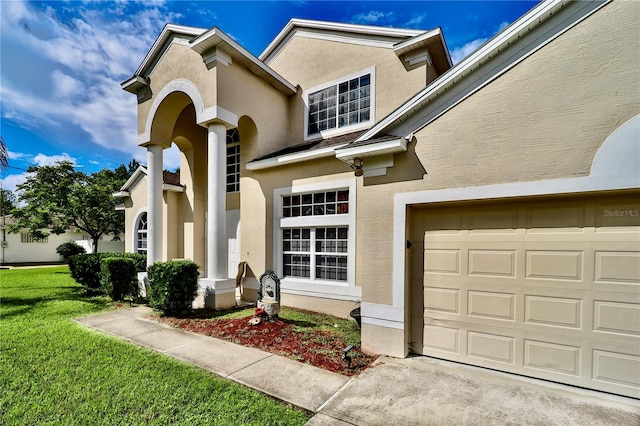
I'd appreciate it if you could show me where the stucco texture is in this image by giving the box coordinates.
[358,0,640,305]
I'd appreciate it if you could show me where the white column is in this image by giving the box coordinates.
[206,122,227,279]
[147,144,163,267]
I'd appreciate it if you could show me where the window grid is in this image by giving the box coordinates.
[315,227,348,281]
[282,227,348,282]
[136,213,147,254]
[226,128,240,193]
[283,228,311,278]
[20,233,48,243]
[338,75,371,128]
[307,73,370,136]
[283,190,349,218]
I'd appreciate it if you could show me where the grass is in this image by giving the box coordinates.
[0,266,309,426]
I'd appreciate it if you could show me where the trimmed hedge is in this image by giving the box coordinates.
[56,242,86,263]
[148,260,200,316]
[69,253,146,294]
[100,257,137,301]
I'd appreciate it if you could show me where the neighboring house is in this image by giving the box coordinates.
[118,0,639,398]
[0,216,124,265]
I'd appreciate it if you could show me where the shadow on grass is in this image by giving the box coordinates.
[1,285,112,320]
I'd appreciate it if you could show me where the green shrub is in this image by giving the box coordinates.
[148,260,200,316]
[69,253,147,294]
[68,253,104,294]
[56,242,86,263]
[100,257,137,301]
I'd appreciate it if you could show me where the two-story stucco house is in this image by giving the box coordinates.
[117,0,639,398]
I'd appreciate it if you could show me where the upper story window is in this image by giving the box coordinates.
[226,128,240,193]
[305,67,375,139]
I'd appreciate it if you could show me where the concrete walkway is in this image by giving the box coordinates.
[76,307,640,425]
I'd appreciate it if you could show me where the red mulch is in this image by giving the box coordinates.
[153,315,377,376]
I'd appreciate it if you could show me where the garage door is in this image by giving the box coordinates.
[410,194,640,398]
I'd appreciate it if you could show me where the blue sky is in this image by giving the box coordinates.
[1,0,538,192]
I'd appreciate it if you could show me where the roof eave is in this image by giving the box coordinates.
[335,137,408,163]
[357,0,574,142]
[121,76,149,94]
[260,18,425,63]
[246,143,348,171]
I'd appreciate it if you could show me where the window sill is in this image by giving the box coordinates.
[280,277,362,301]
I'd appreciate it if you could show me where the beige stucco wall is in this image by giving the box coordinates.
[216,62,291,159]
[137,42,218,138]
[241,157,354,280]
[124,177,148,255]
[268,36,431,144]
[357,0,640,305]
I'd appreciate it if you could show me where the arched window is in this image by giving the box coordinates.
[226,128,240,193]
[135,212,147,254]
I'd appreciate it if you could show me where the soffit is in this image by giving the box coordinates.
[393,28,452,74]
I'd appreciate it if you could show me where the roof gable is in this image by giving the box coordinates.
[260,18,439,65]
[122,24,296,96]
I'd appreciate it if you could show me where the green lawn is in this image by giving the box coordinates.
[0,266,309,425]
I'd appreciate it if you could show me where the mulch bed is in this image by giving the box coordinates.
[153,314,377,376]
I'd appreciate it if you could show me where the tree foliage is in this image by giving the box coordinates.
[0,135,8,171]
[9,161,137,252]
[1,188,17,212]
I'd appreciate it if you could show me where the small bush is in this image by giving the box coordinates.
[68,253,104,294]
[100,257,137,301]
[148,260,200,316]
[56,242,86,263]
[69,252,147,294]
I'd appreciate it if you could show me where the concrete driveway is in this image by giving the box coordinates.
[308,356,640,426]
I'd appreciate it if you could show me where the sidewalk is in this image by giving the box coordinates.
[76,307,640,425]
[75,306,349,413]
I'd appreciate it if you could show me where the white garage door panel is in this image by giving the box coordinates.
[413,196,640,398]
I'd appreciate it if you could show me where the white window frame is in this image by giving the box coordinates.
[273,179,361,301]
[304,66,376,141]
[133,210,148,255]
[226,128,240,193]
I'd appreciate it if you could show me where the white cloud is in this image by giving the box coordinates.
[1,172,30,194]
[352,11,395,25]
[450,37,487,65]
[405,13,427,28]
[1,152,78,192]
[7,151,28,161]
[32,153,77,167]
[51,70,79,98]
[0,1,182,162]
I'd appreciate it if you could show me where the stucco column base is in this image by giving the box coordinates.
[136,272,149,298]
[196,278,236,310]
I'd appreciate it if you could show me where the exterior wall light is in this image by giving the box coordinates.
[351,158,364,176]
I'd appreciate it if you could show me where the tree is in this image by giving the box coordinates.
[0,136,8,171]
[8,161,132,253]
[0,189,17,212]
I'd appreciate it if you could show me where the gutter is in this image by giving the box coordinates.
[356,0,580,142]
